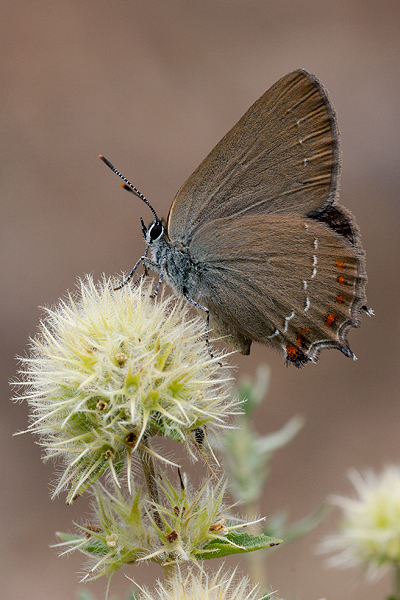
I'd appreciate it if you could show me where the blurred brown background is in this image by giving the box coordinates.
[1,1,399,599]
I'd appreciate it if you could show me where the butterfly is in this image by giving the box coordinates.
[101,69,371,367]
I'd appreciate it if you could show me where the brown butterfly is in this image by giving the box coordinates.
[101,69,371,367]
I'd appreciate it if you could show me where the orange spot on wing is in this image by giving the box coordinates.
[286,345,302,359]
[337,275,347,286]
[336,294,345,304]
[286,344,309,367]
[325,313,337,327]
[336,260,345,270]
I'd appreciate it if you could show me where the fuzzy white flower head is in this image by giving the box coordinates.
[14,276,237,503]
[134,566,279,600]
[321,465,400,579]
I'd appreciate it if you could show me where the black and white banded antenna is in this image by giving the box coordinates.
[99,155,158,220]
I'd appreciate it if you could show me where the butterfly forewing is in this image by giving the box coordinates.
[167,69,340,244]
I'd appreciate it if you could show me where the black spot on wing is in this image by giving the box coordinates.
[306,205,355,244]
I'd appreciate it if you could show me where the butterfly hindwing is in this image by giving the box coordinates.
[187,211,366,364]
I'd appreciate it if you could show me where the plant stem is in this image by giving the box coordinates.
[162,562,178,585]
[138,439,179,583]
[138,438,163,531]
[245,500,268,591]
[393,562,400,600]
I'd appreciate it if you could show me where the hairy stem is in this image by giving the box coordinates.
[138,439,178,583]
[162,562,178,585]
[245,500,268,591]
[138,438,163,531]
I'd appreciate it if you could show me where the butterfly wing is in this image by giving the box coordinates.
[187,211,367,365]
[167,69,340,244]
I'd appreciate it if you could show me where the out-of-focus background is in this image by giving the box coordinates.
[1,1,399,599]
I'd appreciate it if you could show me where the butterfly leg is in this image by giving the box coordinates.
[114,255,158,291]
[150,257,167,298]
[183,293,214,359]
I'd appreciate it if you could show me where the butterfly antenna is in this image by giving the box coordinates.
[99,155,158,220]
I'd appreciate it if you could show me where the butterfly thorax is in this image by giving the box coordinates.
[147,225,204,299]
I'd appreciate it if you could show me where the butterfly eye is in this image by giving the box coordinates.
[149,222,163,241]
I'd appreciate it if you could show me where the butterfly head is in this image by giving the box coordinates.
[145,218,165,245]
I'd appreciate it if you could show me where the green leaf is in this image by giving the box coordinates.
[66,461,109,504]
[76,592,98,600]
[213,415,304,505]
[264,504,329,543]
[237,365,271,416]
[66,454,125,504]
[255,415,304,455]
[195,530,282,560]
[56,531,108,555]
